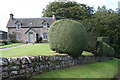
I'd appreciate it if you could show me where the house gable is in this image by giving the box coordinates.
[25,28,37,34]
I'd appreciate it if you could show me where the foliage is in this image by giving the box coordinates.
[0,43,5,46]
[94,11,120,57]
[80,6,120,57]
[42,1,94,20]
[8,32,18,43]
[97,37,110,44]
[80,19,97,53]
[39,37,42,43]
[49,19,88,58]
[2,40,8,45]
[96,41,115,57]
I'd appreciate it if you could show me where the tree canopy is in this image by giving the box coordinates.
[80,6,120,57]
[42,1,94,20]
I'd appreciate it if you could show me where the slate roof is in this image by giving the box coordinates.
[0,30,7,33]
[7,17,53,28]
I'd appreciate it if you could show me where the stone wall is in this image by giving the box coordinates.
[0,55,113,80]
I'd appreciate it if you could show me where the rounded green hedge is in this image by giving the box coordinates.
[48,19,88,58]
[96,41,115,57]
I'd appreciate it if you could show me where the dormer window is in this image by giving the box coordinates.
[43,22,48,28]
[16,24,21,30]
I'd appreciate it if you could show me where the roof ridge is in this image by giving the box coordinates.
[14,17,52,19]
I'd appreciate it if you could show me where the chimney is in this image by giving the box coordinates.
[52,14,55,20]
[52,14,56,23]
[10,13,14,20]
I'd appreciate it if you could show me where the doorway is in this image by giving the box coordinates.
[28,32,34,43]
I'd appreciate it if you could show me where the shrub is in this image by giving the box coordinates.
[97,37,110,44]
[96,41,115,57]
[39,37,42,43]
[48,19,88,58]
[8,32,18,43]
[0,43,5,46]
[2,40,8,45]
[80,19,97,54]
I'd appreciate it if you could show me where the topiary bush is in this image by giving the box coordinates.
[48,19,88,58]
[96,41,115,57]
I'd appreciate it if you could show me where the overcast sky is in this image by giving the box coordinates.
[0,0,119,32]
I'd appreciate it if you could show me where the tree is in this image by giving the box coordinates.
[80,6,120,58]
[42,1,94,20]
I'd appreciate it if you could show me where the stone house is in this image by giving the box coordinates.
[7,14,55,43]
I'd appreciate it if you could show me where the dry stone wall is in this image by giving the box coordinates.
[0,55,113,80]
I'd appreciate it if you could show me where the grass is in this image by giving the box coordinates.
[1,44,118,79]
[82,51,93,56]
[31,59,118,79]
[1,44,55,57]
[1,44,93,57]
[0,43,24,49]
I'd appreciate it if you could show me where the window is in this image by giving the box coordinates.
[43,22,48,28]
[43,33,47,40]
[16,33,20,40]
[16,24,21,30]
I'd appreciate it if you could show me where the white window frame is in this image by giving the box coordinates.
[43,22,48,28]
[16,24,21,30]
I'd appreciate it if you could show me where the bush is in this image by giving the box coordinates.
[111,44,120,58]
[39,37,42,43]
[2,40,8,45]
[48,19,88,58]
[80,19,97,54]
[0,43,5,46]
[97,37,110,44]
[8,32,18,43]
[96,41,115,57]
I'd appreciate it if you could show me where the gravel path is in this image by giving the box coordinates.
[0,43,31,51]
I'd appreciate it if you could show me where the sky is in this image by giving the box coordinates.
[0,0,119,32]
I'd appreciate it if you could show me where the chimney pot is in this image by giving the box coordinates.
[10,13,14,20]
[52,15,55,20]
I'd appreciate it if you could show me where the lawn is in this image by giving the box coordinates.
[1,44,55,57]
[1,44,93,57]
[0,43,24,49]
[31,59,118,79]
[1,44,118,79]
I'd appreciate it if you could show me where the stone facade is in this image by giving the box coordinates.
[0,55,113,79]
[7,14,55,43]
[8,27,49,43]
